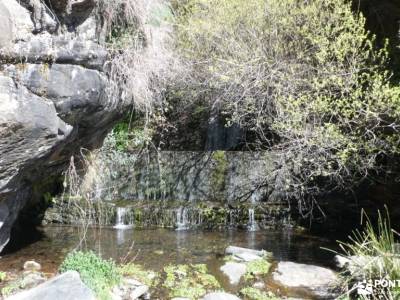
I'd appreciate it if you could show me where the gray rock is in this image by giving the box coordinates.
[19,272,46,289]
[0,0,33,41]
[234,252,261,262]
[272,262,338,299]
[129,285,149,299]
[7,271,95,300]
[0,0,124,252]
[0,1,13,49]
[202,292,241,300]
[220,262,247,285]
[0,35,107,70]
[225,246,264,257]
[23,260,41,272]
[3,63,108,125]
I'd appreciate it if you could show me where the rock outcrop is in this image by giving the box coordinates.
[272,262,339,299]
[7,271,95,300]
[0,0,124,251]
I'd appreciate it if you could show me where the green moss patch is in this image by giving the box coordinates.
[163,264,221,299]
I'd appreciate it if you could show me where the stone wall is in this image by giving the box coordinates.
[83,151,279,204]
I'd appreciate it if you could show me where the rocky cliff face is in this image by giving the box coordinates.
[0,0,125,251]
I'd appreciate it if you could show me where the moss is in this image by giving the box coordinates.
[163,264,220,299]
[118,263,159,287]
[240,287,280,300]
[202,206,228,227]
[211,151,228,199]
[244,259,271,281]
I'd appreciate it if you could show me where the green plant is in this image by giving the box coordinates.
[173,0,400,211]
[240,287,280,300]
[0,271,6,282]
[337,208,400,298]
[119,263,159,286]
[59,251,121,299]
[244,259,271,280]
[163,264,220,299]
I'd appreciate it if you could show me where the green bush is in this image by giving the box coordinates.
[338,209,400,298]
[59,251,121,299]
[173,0,400,207]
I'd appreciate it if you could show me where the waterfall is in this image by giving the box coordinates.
[247,208,258,231]
[114,207,133,229]
[176,206,189,230]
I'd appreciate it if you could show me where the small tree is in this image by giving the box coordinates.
[173,0,400,214]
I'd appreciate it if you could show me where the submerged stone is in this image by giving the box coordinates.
[220,262,247,285]
[225,246,264,257]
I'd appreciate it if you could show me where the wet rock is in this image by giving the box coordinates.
[129,285,149,299]
[202,292,241,300]
[252,281,265,289]
[272,262,338,299]
[19,272,46,289]
[124,278,144,287]
[23,261,41,272]
[7,271,95,300]
[235,252,261,262]
[220,262,247,285]
[225,246,264,257]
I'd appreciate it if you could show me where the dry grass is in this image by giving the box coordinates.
[96,0,182,114]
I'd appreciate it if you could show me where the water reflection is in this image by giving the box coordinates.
[0,226,339,276]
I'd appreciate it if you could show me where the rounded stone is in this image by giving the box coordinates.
[23,260,41,272]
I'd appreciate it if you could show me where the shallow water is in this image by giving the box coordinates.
[0,226,340,296]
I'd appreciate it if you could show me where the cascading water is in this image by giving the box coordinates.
[248,193,259,231]
[175,206,189,230]
[114,207,133,229]
[247,208,257,231]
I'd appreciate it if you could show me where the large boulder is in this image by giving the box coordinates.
[0,1,13,48]
[0,0,125,251]
[7,271,95,300]
[272,262,339,299]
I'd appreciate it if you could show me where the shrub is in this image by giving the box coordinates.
[173,0,400,212]
[59,251,121,299]
[338,208,400,298]
[96,0,180,112]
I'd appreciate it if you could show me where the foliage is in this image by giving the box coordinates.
[1,282,19,297]
[118,263,159,286]
[173,0,400,212]
[59,251,121,299]
[240,287,280,300]
[110,116,154,152]
[163,264,220,299]
[0,272,6,282]
[337,208,400,298]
